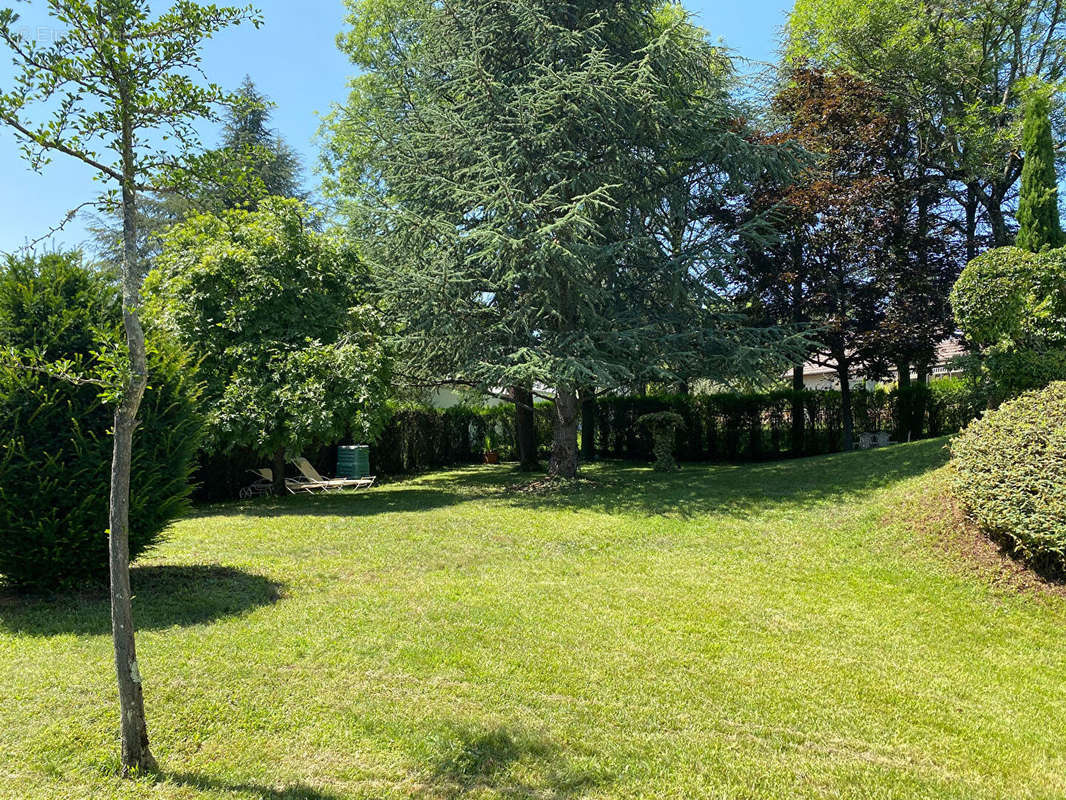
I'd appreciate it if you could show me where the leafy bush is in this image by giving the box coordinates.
[952,382,1066,572]
[928,377,988,436]
[952,247,1066,400]
[637,411,685,471]
[148,198,392,475]
[951,248,1039,349]
[0,254,201,592]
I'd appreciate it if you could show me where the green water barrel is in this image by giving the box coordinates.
[337,445,370,479]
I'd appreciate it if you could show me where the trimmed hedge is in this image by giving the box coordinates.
[372,403,555,475]
[0,254,202,592]
[587,382,974,464]
[952,382,1066,572]
[361,379,982,478]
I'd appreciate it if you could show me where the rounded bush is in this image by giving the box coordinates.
[0,254,201,592]
[951,247,1038,349]
[637,411,685,472]
[951,381,1066,572]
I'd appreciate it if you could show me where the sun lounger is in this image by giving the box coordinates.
[289,457,376,493]
[239,468,276,499]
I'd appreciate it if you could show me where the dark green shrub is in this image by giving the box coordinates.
[952,247,1066,400]
[928,377,988,436]
[951,382,1066,572]
[0,254,201,592]
[637,411,685,471]
[951,247,1039,349]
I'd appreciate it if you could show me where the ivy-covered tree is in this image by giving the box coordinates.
[325,0,804,477]
[0,0,260,774]
[1016,87,1065,253]
[147,198,392,492]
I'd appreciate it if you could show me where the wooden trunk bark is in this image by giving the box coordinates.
[513,385,539,472]
[836,359,855,452]
[272,447,287,494]
[791,365,805,456]
[111,164,156,773]
[549,388,580,478]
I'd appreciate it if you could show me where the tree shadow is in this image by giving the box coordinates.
[200,487,485,521]
[497,438,954,519]
[416,724,608,799]
[160,773,341,800]
[0,565,282,637]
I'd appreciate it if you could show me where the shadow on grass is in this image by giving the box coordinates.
[0,565,282,637]
[193,440,952,524]
[201,487,482,521]
[162,773,340,800]
[417,724,607,798]
[499,438,954,519]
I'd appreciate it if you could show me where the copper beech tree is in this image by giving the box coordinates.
[0,0,261,774]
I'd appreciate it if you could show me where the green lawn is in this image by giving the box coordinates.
[3,439,1066,799]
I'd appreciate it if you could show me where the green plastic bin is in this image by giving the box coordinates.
[337,445,370,479]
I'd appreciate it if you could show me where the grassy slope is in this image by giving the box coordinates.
[2,439,1065,799]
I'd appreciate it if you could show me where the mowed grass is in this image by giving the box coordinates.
[3,439,1066,799]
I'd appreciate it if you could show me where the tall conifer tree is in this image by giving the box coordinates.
[327,0,804,477]
[1016,88,1065,253]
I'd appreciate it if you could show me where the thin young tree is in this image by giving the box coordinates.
[0,0,261,774]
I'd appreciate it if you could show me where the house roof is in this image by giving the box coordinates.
[797,339,967,377]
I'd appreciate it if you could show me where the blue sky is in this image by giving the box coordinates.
[0,0,792,254]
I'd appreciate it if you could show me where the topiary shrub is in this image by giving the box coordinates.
[952,246,1066,401]
[0,253,201,592]
[951,247,1040,349]
[637,411,685,471]
[951,381,1066,573]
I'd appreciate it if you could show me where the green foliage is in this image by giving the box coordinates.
[591,381,977,464]
[927,376,989,436]
[372,402,554,475]
[326,0,807,474]
[951,248,1039,348]
[637,412,686,471]
[952,381,1066,571]
[1016,88,1065,253]
[148,197,391,463]
[89,78,305,274]
[952,246,1066,399]
[0,254,201,592]
[788,0,1066,246]
[0,1,262,209]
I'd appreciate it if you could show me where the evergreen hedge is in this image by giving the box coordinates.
[952,382,1066,572]
[0,254,201,592]
[362,380,981,477]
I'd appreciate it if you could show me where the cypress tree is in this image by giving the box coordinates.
[1016,89,1065,253]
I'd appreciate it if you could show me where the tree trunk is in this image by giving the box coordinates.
[896,362,912,390]
[987,194,1010,247]
[549,388,580,478]
[513,385,539,472]
[836,360,855,452]
[965,182,979,262]
[791,365,805,456]
[271,447,287,494]
[789,238,807,457]
[111,137,156,774]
